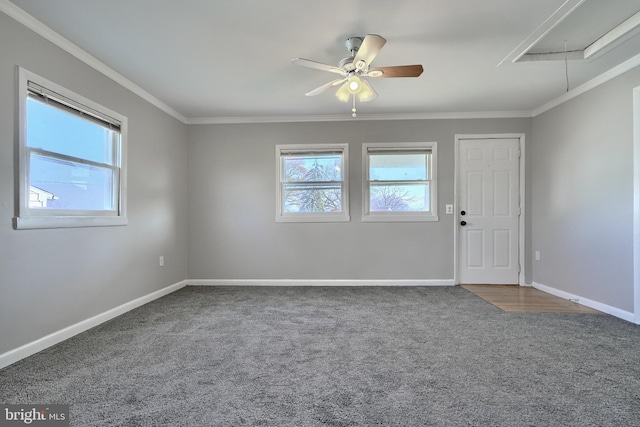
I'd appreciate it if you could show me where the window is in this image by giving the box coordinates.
[363,142,438,222]
[14,67,127,229]
[276,144,349,222]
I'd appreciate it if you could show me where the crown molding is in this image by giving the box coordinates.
[0,0,188,124]
[186,110,533,125]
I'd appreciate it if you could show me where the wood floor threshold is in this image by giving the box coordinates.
[460,284,603,314]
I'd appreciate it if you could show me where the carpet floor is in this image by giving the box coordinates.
[1,286,639,426]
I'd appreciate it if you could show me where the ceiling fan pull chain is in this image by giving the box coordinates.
[352,96,357,117]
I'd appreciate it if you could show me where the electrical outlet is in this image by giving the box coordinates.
[159,256,164,267]
[445,204,454,214]
[535,251,540,261]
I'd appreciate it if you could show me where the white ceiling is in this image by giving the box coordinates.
[5,0,640,122]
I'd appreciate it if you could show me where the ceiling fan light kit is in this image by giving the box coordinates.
[347,76,362,93]
[292,34,424,117]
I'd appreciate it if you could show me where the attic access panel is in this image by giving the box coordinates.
[504,0,640,63]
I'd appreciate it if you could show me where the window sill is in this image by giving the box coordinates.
[13,216,128,230]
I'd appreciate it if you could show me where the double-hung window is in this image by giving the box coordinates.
[363,142,438,222]
[14,67,127,229]
[276,144,349,222]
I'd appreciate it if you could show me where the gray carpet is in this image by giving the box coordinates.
[1,286,640,426]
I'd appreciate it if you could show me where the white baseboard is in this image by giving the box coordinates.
[0,280,188,370]
[188,279,456,287]
[532,281,636,323]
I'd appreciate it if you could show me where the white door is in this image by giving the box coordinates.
[458,138,520,284]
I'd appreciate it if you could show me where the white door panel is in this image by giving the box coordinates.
[458,138,520,284]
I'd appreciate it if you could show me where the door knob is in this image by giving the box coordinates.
[460,210,466,216]
[460,221,467,226]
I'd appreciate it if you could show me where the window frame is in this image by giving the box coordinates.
[275,143,350,223]
[14,67,128,230]
[362,142,438,222]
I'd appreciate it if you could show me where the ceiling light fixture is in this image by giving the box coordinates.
[347,75,362,93]
[335,81,351,102]
[357,80,375,102]
[335,75,372,117]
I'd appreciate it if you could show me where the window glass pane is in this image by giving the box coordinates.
[283,183,342,213]
[29,152,115,210]
[27,98,116,165]
[369,153,427,181]
[369,183,429,212]
[282,154,342,182]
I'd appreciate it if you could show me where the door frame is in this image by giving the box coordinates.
[454,133,526,285]
[633,87,640,324]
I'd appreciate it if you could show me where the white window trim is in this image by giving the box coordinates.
[362,142,438,222]
[14,67,128,230]
[275,143,350,223]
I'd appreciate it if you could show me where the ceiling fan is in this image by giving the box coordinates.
[292,34,423,116]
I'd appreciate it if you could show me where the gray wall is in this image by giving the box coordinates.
[531,67,639,313]
[187,118,531,281]
[0,13,189,355]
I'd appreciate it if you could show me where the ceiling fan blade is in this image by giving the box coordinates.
[291,58,346,76]
[368,65,424,78]
[353,34,386,68]
[305,78,346,96]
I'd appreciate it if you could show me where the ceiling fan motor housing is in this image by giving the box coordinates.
[345,36,362,54]
[339,37,363,71]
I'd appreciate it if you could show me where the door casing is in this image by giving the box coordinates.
[454,134,526,285]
